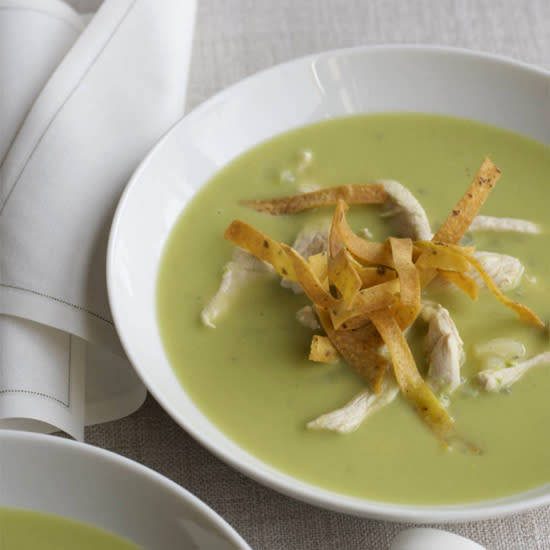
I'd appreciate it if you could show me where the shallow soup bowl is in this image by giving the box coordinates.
[0,431,248,549]
[107,46,550,522]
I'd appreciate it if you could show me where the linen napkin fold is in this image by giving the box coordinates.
[0,0,196,439]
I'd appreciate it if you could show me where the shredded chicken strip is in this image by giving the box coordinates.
[477,352,550,392]
[470,251,524,292]
[379,180,433,241]
[421,303,464,394]
[470,215,541,234]
[430,251,525,293]
[201,248,273,328]
[307,372,398,433]
[475,338,526,359]
[296,305,320,330]
[474,337,526,370]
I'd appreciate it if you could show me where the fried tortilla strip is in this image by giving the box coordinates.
[416,241,476,293]
[415,241,475,296]
[282,227,329,293]
[225,220,338,308]
[241,184,387,215]
[317,308,388,393]
[393,303,422,331]
[329,279,400,330]
[224,220,298,281]
[414,245,472,273]
[329,200,344,258]
[328,249,362,307]
[389,237,420,308]
[437,270,479,300]
[333,200,394,266]
[309,335,340,362]
[346,246,397,286]
[433,158,502,244]
[282,244,339,309]
[308,252,329,291]
[424,242,539,324]
[355,265,397,288]
[416,240,475,256]
[460,251,544,327]
[369,308,456,445]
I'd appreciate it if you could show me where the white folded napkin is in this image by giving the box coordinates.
[0,0,196,439]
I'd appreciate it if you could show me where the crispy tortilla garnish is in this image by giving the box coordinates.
[225,220,338,308]
[333,199,394,266]
[415,242,473,272]
[224,220,298,281]
[308,252,329,291]
[437,269,479,300]
[317,308,388,393]
[282,244,339,309]
[309,335,340,362]
[389,237,420,308]
[328,249,362,307]
[433,158,502,244]
[415,241,476,296]
[424,241,475,256]
[222,160,539,449]
[393,303,422,331]
[329,279,400,330]
[241,184,387,215]
[459,251,545,327]
[349,260,397,288]
[369,308,456,445]
[329,206,344,258]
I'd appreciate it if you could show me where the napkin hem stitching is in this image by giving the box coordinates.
[0,336,71,407]
[0,0,138,214]
[0,283,113,325]
[0,389,68,407]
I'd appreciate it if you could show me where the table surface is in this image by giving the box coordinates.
[83,1,550,548]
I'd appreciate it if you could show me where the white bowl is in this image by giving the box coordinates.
[0,431,249,549]
[107,46,550,522]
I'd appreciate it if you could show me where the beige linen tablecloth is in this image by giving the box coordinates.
[78,1,549,548]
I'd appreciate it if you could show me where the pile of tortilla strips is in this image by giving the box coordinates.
[224,159,544,449]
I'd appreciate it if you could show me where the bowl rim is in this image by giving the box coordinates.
[107,44,550,523]
[0,430,250,548]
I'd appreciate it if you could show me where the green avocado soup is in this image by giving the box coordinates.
[0,508,139,549]
[157,114,550,505]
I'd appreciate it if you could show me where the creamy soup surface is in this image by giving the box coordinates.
[157,114,550,505]
[0,508,138,549]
